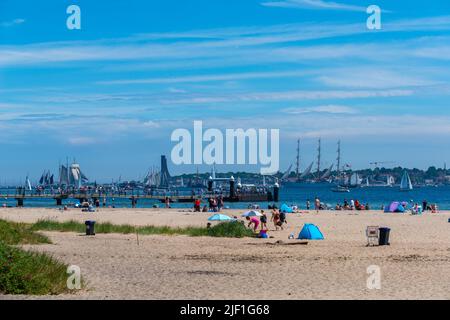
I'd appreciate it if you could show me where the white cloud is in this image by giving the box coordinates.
[67,137,96,145]
[316,69,437,89]
[168,87,187,93]
[0,18,25,27]
[98,70,309,85]
[261,0,367,12]
[142,120,160,128]
[282,105,357,114]
[1,17,450,68]
[163,89,413,104]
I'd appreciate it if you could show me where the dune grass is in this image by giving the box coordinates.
[0,219,71,295]
[0,241,69,295]
[0,219,51,245]
[31,219,254,238]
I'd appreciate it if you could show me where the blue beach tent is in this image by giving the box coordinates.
[208,214,233,221]
[280,203,293,213]
[297,224,324,240]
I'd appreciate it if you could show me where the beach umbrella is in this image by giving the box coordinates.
[208,214,233,221]
[241,210,262,217]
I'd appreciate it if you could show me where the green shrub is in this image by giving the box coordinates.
[207,222,255,238]
[0,241,69,295]
[0,219,50,245]
[30,219,254,238]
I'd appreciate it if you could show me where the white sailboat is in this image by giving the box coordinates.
[348,172,362,188]
[25,175,32,191]
[400,171,413,191]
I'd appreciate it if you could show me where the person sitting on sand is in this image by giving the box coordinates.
[246,216,260,232]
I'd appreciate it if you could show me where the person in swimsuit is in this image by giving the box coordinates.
[259,210,268,230]
[246,216,260,232]
[271,208,282,230]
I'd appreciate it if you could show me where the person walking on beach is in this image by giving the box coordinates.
[271,208,283,230]
[165,197,170,208]
[279,210,287,227]
[314,197,320,213]
[306,199,311,210]
[218,196,224,212]
[260,210,268,230]
[423,200,428,211]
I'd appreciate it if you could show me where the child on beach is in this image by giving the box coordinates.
[260,210,268,230]
[246,216,260,232]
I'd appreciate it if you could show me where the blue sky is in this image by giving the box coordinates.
[1,0,450,183]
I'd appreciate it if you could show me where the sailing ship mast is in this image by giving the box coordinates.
[337,140,341,175]
[296,139,300,181]
[316,138,321,180]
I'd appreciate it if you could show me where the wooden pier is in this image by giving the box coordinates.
[1,189,278,207]
[2,179,279,207]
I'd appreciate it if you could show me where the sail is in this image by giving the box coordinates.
[25,176,32,191]
[44,171,50,185]
[400,171,413,190]
[350,173,361,186]
[39,173,44,185]
[59,165,69,185]
[69,163,87,188]
[299,162,314,179]
[320,164,333,180]
[79,170,89,182]
[281,164,293,180]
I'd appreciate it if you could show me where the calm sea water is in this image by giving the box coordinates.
[2,183,450,209]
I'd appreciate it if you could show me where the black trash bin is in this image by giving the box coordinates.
[378,227,390,245]
[85,220,96,236]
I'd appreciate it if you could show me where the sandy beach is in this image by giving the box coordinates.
[0,207,449,300]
